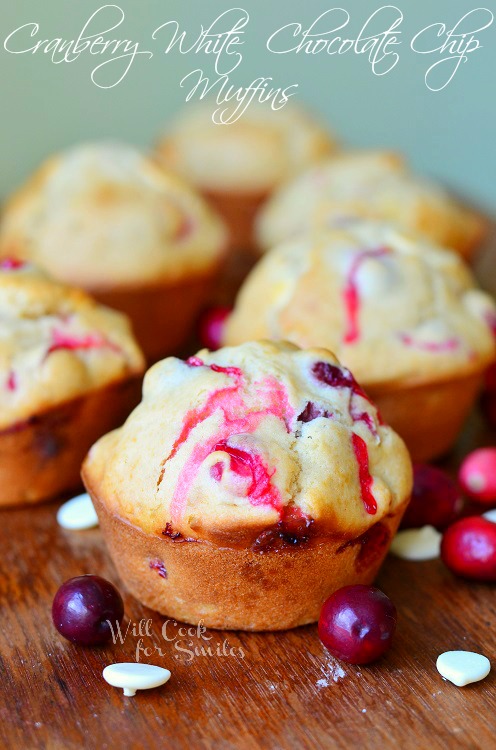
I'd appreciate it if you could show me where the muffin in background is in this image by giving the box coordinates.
[155,103,338,251]
[225,221,496,461]
[0,142,228,361]
[256,150,486,261]
[83,340,412,630]
[0,259,144,506]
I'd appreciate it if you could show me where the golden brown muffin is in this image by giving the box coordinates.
[156,103,338,251]
[225,222,496,461]
[0,142,228,360]
[83,340,412,630]
[256,151,485,261]
[0,260,144,506]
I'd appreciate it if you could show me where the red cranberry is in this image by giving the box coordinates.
[52,575,124,646]
[198,306,231,350]
[318,585,397,664]
[459,448,496,504]
[441,517,496,581]
[401,464,463,530]
[297,401,331,422]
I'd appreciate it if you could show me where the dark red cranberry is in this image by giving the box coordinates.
[441,517,496,581]
[252,507,314,552]
[401,464,463,530]
[162,522,184,541]
[149,559,168,579]
[297,401,331,422]
[52,575,124,646]
[312,361,356,390]
[318,585,397,664]
[459,448,496,504]
[198,306,231,350]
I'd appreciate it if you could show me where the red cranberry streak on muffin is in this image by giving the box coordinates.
[342,247,390,344]
[225,221,496,460]
[160,356,294,524]
[82,341,412,629]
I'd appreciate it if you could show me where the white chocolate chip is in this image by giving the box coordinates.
[483,509,496,523]
[389,525,441,560]
[56,493,99,530]
[103,663,171,697]
[436,651,490,687]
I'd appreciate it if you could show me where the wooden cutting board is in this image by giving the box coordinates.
[0,229,495,750]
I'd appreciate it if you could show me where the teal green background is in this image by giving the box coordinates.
[1,0,495,211]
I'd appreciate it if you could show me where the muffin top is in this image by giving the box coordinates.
[224,222,496,387]
[256,151,484,258]
[155,103,338,193]
[0,260,144,429]
[0,142,228,289]
[83,340,412,546]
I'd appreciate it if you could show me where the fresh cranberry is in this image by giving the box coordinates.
[401,464,463,530]
[52,575,124,646]
[441,517,496,581]
[459,448,496,504]
[318,585,397,664]
[198,306,231,350]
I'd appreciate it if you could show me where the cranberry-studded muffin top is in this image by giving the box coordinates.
[84,341,412,546]
[155,103,338,193]
[256,151,484,258]
[0,142,228,288]
[0,260,144,429]
[224,222,496,386]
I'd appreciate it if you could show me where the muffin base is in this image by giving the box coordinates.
[0,377,141,507]
[86,488,408,631]
[369,371,483,463]
[93,270,221,363]
[203,189,268,253]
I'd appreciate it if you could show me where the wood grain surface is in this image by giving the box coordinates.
[0,233,495,750]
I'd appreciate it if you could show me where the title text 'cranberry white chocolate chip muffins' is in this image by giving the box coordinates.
[0,142,228,361]
[82,341,412,630]
[224,221,496,461]
[155,103,338,252]
[256,150,486,261]
[0,260,144,506]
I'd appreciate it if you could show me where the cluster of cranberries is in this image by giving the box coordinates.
[399,450,496,581]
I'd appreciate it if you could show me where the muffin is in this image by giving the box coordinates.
[0,142,228,360]
[0,259,144,506]
[82,340,412,630]
[224,222,496,461]
[256,151,485,261]
[155,103,337,252]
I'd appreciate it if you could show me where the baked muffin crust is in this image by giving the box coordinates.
[225,222,496,387]
[84,341,412,546]
[0,260,144,429]
[156,103,338,193]
[256,151,485,258]
[0,142,228,288]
